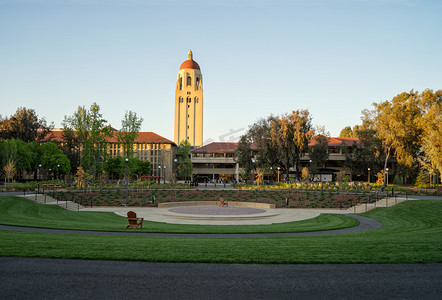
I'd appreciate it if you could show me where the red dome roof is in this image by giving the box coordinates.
[179,50,201,70]
[179,60,200,70]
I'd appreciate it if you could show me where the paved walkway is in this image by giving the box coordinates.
[81,205,351,225]
[0,214,381,237]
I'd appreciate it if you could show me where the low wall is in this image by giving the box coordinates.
[158,201,275,209]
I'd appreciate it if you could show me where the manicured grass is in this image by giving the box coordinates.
[0,198,441,264]
[0,196,358,233]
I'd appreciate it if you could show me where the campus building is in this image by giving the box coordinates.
[191,137,360,182]
[174,50,203,148]
[191,142,241,182]
[46,130,177,180]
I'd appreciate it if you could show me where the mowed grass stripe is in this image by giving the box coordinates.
[0,196,358,233]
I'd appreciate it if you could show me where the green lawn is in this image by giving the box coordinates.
[0,197,441,264]
[0,196,358,233]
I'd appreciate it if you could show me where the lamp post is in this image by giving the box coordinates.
[38,164,42,181]
[49,169,51,180]
[158,165,162,184]
[163,165,166,184]
[386,168,389,186]
[277,167,281,184]
[125,158,129,206]
[367,168,370,183]
[251,158,255,184]
[57,164,60,181]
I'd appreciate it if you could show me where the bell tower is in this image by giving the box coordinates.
[174,50,203,148]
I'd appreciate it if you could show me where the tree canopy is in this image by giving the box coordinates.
[0,107,52,142]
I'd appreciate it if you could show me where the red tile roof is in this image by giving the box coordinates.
[44,130,175,145]
[308,135,359,147]
[192,142,239,153]
[191,142,259,153]
[193,137,360,154]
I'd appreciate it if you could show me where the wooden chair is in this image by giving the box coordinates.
[125,211,144,229]
[219,197,228,207]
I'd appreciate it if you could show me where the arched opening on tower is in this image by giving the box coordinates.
[196,77,200,89]
[179,77,183,90]
[187,76,192,86]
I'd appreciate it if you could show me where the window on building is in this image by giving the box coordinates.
[179,77,182,90]
[196,77,200,89]
[187,76,191,86]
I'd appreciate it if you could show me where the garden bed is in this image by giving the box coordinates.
[49,189,381,209]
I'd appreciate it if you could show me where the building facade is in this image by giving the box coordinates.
[191,137,360,182]
[191,142,240,182]
[174,50,203,148]
[47,130,177,180]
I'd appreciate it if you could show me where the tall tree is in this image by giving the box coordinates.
[370,91,423,184]
[339,125,361,138]
[234,135,255,182]
[62,103,112,178]
[308,135,329,179]
[117,110,143,158]
[0,107,52,142]
[246,118,279,170]
[418,89,442,175]
[176,140,193,181]
[0,139,35,180]
[269,110,313,179]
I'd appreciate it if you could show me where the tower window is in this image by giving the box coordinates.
[187,76,191,86]
[179,97,183,103]
[179,77,183,90]
[196,77,200,89]
[195,97,199,103]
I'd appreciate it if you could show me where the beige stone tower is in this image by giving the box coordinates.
[174,50,203,148]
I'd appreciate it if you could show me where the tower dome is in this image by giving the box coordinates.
[179,50,201,70]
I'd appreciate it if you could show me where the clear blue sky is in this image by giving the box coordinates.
[1,0,441,144]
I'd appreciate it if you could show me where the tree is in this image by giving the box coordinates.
[117,111,143,158]
[40,142,71,178]
[0,139,36,180]
[339,125,361,138]
[246,118,279,169]
[3,160,16,184]
[308,135,330,180]
[370,91,423,184]
[104,156,125,180]
[176,140,193,181]
[63,103,112,178]
[269,110,313,180]
[236,110,313,181]
[234,135,255,182]
[418,89,442,175]
[60,127,81,175]
[129,158,151,179]
[301,167,309,182]
[0,107,52,142]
